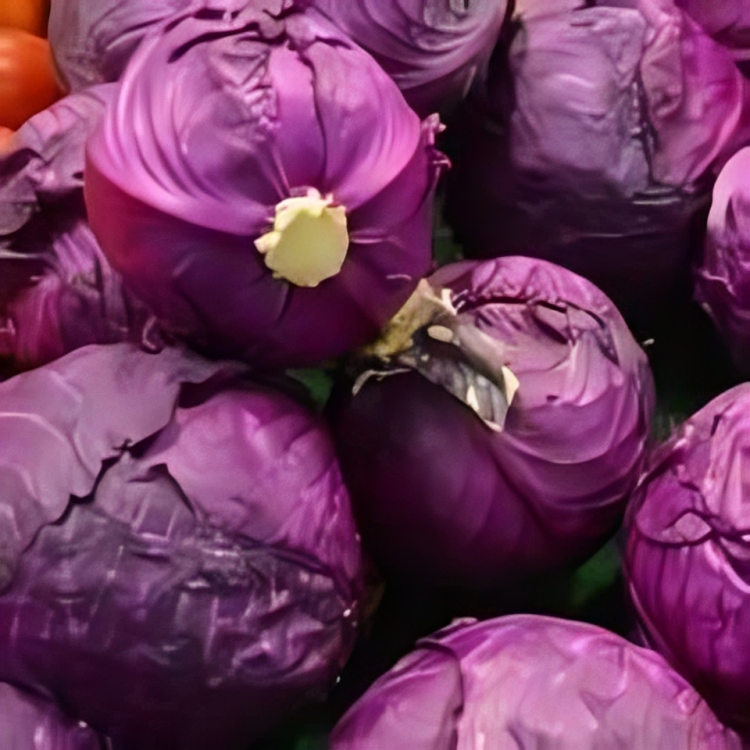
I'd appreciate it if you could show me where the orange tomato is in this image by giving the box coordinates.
[0,0,50,37]
[0,28,62,130]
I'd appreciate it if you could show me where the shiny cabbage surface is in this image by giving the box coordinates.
[0,682,106,749]
[694,148,750,373]
[0,87,150,372]
[85,1,444,368]
[330,257,655,589]
[330,615,740,749]
[310,0,508,117]
[0,343,362,749]
[625,383,750,735]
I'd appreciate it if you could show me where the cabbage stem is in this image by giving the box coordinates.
[255,188,348,287]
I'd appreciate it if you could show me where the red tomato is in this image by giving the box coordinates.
[0,0,50,37]
[0,28,62,130]
[0,125,13,151]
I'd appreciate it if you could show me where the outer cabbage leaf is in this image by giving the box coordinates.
[0,85,114,236]
[0,343,225,587]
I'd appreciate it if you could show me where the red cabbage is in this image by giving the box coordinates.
[310,0,508,117]
[694,147,750,373]
[625,383,750,737]
[0,683,107,749]
[0,343,363,749]
[329,257,655,589]
[673,0,750,51]
[445,0,750,325]
[48,0,189,91]
[330,615,741,749]
[85,1,446,368]
[0,86,151,372]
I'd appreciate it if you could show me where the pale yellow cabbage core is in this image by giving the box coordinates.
[255,189,349,287]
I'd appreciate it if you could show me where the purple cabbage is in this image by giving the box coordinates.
[328,256,655,589]
[48,0,189,91]
[0,85,113,235]
[694,147,750,373]
[624,383,750,736]
[0,683,108,749]
[674,0,750,52]
[0,343,363,749]
[85,1,446,369]
[0,86,151,373]
[445,0,750,325]
[330,615,741,749]
[309,0,508,117]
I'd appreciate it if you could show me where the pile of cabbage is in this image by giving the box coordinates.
[2,0,750,747]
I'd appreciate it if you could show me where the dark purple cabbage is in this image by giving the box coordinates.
[624,383,750,737]
[310,0,508,117]
[445,0,750,326]
[694,147,750,373]
[0,343,363,749]
[0,683,108,749]
[85,1,445,369]
[330,615,741,749]
[0,86,151,373]
[329,256,654,590]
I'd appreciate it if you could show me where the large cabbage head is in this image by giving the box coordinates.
[0,85,151,373]
[328,256,655,589]
[0,683,107,749]
[694,147,750,373]
[625,383,750,737]
[310,0,508,117]
[330,615,741,749]
[0,343,363,749]
[85,0,446,368]
[445,0,750,324]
